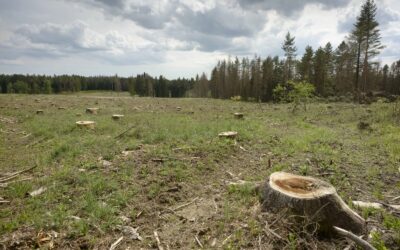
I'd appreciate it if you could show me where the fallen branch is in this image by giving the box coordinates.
[194,236,203,248]
[0,165,37,183]
[172,197,199,212]
[115,125,135,139]
[333,226,376,250]
[0,177,33,188]
[109,236,123,250]
[391,196,400,202]
[154,231,164,250]
[352,201,400,212]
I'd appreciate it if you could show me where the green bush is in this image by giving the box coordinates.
[273,80,315,112]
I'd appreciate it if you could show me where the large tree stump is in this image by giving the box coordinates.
[76,121,95,129]
[259,172,365,234]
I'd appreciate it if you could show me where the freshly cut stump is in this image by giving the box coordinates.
[234,113,244,119]
[36,110,44,115]
[176,107,182,111]
[86,108,99,114]
[112,114,124,120]
[260,172,365,234]
[218,131,238,139]
[76,121,95,129]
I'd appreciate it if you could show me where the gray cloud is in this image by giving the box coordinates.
[237,0,351,15]
[1,21,166,65]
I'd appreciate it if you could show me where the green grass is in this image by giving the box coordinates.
[0,93,399,249]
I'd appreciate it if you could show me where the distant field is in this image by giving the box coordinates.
[0,93,399,249]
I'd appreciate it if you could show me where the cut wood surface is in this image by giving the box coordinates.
[76,121,95,129]
[259,172,366,234]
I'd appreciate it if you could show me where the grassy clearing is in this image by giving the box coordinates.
[0,94,399,249]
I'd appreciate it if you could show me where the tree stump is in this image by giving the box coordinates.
[76,121,95,129]
[259,172,366,234]
[36,110,44,115]
[176,107,182,111]
[234,113,244,119]
[218,131,238,139]
[86,108,99,114]
[112,114,124,120]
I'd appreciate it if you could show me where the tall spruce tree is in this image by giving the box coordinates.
[299,46,314,82]
[282,32,297,82]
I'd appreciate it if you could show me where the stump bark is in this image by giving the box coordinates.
[76,121,95,129]
[259,172,365,234]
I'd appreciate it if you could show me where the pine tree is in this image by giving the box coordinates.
[351,0,383,95]
[298,46,314,82]
[360,0,384,92]
[282,32,297,82]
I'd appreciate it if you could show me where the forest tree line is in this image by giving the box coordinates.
[191,0,400,102]
[0,73,194,98]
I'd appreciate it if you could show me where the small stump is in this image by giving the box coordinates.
[218,131,238,139]
[86,108,99,114]
[260,172,366,234]
[76,121,95,129]
[234,113,244,119]
[36,110,44,115]
[112,114,124,120]
[176,107,182,111]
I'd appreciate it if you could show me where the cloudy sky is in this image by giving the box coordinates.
[0,0,399,79]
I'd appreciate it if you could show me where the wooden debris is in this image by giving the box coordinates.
[260,172,366,234]
[76,121,95,129]
[109,236,124,250]
[115,125,135,139]
[194,236,203,248]
[352,201,383,210]
[218,131,238,139]
[172,197,199,212]
[352,200,400,211]
[112,114,124,120]
[0,197,10,204]
[154,231,164,250]
[0,165,37,183]
[333,226,376,250]
[36,110,44,115]
[28,187,47,197]
[122,226,142,241]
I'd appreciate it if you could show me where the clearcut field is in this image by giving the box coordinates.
[0,93,399,249]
